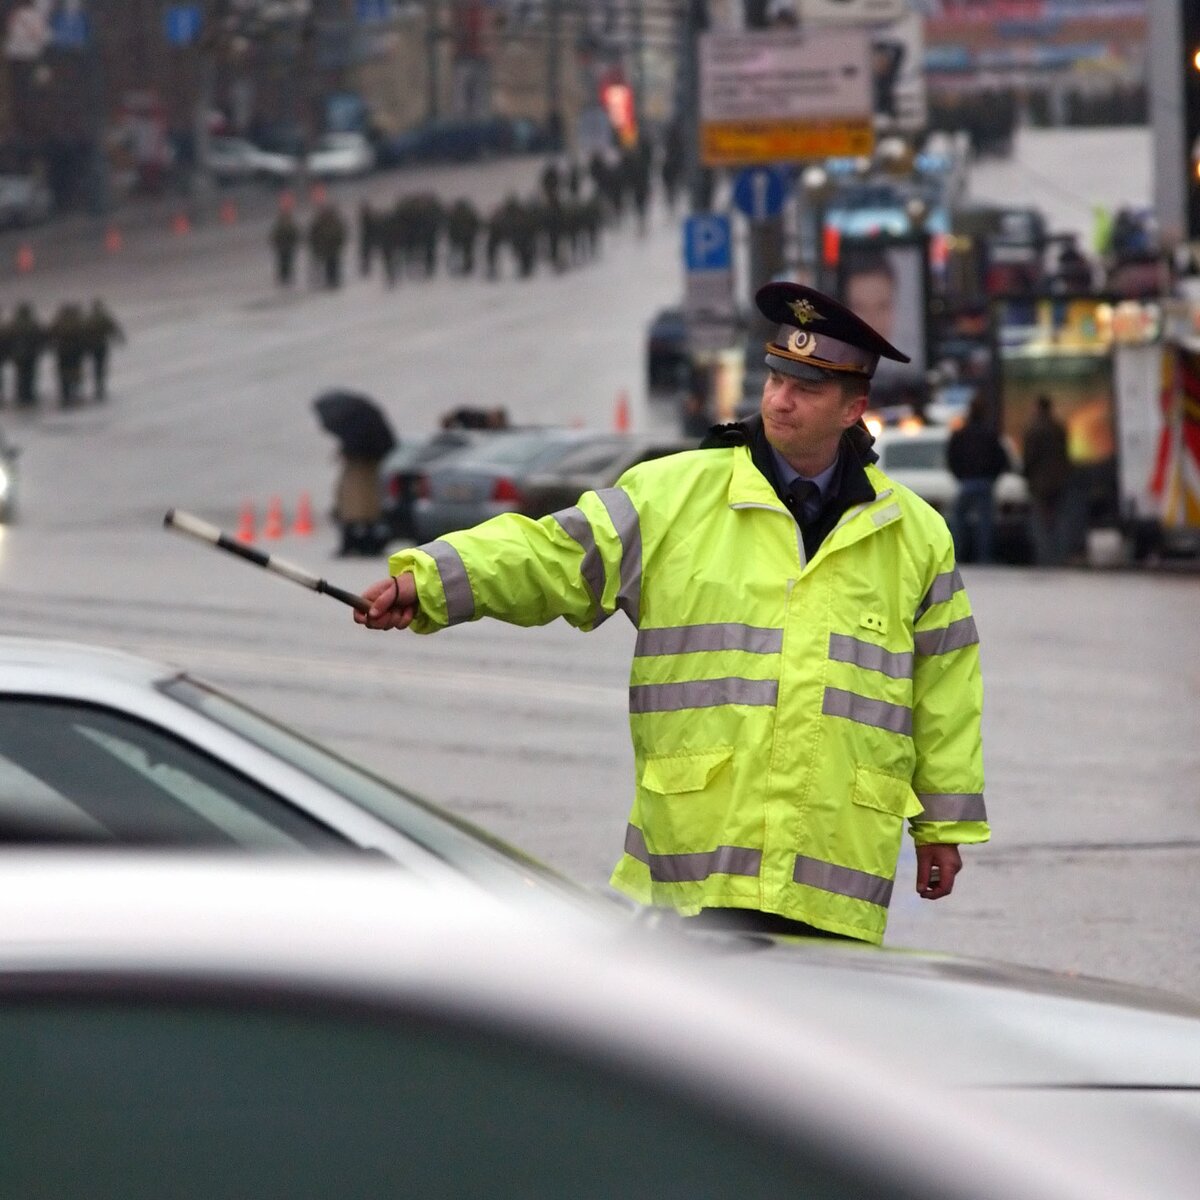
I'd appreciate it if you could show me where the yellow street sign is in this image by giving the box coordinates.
[701,120,874,167]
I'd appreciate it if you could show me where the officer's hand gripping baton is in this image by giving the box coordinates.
[163,508,370,614]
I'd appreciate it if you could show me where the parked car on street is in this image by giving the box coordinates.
[0,636,589,908]
[645,306,690,391]
[870,421,1031,561]
[0,853,1139,1200]
[374,116,547,167]
[378,429,501,541]
[519,432,698,519]
[307,132,375,179]
[412,427,605,541]
[0,173,52,229]
[0,425,18,523]
[203,136,296,184]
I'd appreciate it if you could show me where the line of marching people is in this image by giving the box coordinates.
[267,135,674,290]
[0,300,125,410]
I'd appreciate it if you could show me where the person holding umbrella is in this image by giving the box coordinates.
[313,390,396,557]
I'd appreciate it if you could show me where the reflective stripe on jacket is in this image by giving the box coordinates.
[388,442,988,944]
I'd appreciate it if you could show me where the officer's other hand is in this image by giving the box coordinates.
[355,573,418,630]
[916,843,961,900]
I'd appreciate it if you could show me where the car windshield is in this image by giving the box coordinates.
[881,438,946,470]
[161,676,597,907]
[462,432,577,469]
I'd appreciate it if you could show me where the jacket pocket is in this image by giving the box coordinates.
[637,748,734,854]
[851,767,924,819]
[849,767,923,879]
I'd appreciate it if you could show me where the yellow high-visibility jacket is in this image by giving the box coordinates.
[389,442,988,943]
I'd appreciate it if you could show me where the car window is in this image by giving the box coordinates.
[534,438,626,475]
[464,433,573,469]
[0,699,344,850]
[880,439,947,470]
[162,678,591,903]
[0,996,911,1200]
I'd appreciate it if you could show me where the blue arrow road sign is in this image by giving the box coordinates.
[732,166,789,221]
[684,214,732,272]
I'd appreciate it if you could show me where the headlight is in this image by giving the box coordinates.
[0,467,9,500]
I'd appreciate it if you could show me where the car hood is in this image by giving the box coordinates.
[686,934,1200,1089]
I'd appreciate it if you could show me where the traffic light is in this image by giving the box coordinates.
[1185,2,1200,239]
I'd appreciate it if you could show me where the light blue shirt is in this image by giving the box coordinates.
[770,447,839,497]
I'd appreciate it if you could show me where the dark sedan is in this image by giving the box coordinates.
[645,306,691,392]
[378,429,501,541]
[519,432,698,519]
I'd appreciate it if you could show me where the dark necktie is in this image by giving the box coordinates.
[787,478,822,526]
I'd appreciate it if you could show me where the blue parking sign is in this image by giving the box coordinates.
[164,5,203,47]
[684,214,732,272]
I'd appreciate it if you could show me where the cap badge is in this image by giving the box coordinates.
[787,298,822,325]
[787,329,817,357]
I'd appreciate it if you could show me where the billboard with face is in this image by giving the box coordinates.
[836,239,928,403]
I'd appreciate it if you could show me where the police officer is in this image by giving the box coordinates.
[354,283,988,945]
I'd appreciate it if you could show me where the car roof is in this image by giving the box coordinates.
[0,635,170,692]
[0,853,1130,1200]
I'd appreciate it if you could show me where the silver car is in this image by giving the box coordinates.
[412,427,609,541]
[0,424,18,522]
[0,635,587,907]
[0,853,1121,1200]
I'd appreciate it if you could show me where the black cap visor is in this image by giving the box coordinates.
[764,351,849,383]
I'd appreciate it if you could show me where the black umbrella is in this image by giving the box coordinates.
[313,390,397,461]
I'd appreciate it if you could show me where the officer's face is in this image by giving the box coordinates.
[761,369,867,472]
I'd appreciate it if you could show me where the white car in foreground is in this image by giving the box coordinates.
[0,635,585,906]
[0,854,1133,1200]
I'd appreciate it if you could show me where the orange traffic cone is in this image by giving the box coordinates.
[292,491,314,536]
[171,211,191,236]
[614,389,631,432]
[263,495,285,540]
[15,243,34,273]
[104,225,123,253]
[235,502,256,544]
[219,200,237,225]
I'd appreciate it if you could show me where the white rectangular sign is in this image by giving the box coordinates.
[699,29,872,124]
[798,0,908,20]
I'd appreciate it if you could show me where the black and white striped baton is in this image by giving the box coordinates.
[163,509,371,614]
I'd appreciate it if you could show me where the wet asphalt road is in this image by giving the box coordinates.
[1,128,1197,999]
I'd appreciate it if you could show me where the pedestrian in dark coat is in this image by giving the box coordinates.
[8,303,44,409]
[334,455,386,557]
[0,309,11,404]
[446,198,481,276]
[358,200,379,278]
[49,302,88,408]
[81,299,125,401]
[946,394,1011,564]
[270,210,301,287]
[308,204,348,290]
[1022,394,1073,565]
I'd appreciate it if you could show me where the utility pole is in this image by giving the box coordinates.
[546,0,562,150]
[192,3,220,220]
[83,0,111,215]
[426,0,441,122]
[631,0,645,132]
[681,0,708,212]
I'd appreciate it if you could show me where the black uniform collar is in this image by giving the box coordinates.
[703,414,878,556]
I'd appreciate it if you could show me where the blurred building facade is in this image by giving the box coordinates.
[0,1,690,208]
